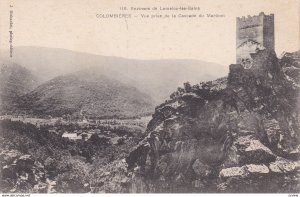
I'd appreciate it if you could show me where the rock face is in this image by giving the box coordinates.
[280,51,300,84]
[235,137,276,165]
[126,49,300,193]
[0,152,47,193]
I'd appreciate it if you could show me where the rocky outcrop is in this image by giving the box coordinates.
[280,51,300,84]
[126,49,300,193]
[86,160,131,193]
[0,150,22,167]
[1,153,47,193]
[235,137,276,165]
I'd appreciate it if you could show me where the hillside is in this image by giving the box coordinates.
[126,49,300,192]
[1,46,228,103]
[19,72,155,118]
[0,61,38,113]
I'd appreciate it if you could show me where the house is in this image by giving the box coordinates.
[62,133,82,140]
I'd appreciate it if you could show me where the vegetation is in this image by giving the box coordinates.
[0,63,38,113]
[169,80,225,101]
[0,119,142,192]
[17,74,155,119]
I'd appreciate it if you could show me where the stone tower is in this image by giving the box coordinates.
[236,12,274,68]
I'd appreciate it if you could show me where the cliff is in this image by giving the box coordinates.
[126,49,300,192]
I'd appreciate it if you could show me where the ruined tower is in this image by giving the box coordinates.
[236,12,274,68]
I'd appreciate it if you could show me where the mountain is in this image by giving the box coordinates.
[19,71,155,118]
[1,46,228,103]
[126,49,300,192]
[0,61,38,112]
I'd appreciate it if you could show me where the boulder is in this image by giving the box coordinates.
[236,137,276,164]
[245,164,269,174]
[219,166,247,178]
[245,140,273,154]
[269,163,282,173]
[220,164,270,179]
[269,157,300,173]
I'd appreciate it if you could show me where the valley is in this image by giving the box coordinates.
[0,48,299,193]
[0,115,151,193]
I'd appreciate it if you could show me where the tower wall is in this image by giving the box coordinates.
[236,14,264,48]
[236,12,275,68]
[263,14,275,50]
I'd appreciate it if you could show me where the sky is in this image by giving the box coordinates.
[0,0,299,65]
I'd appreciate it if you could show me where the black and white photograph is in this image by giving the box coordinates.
[0,0,299,194]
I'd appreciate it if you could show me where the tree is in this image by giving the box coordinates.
[170,92,177,99]
[183,82,192,93]
[177,87,184,94]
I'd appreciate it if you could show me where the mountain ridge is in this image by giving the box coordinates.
[1,46,228,103]
[0,61,39,112]
[18,72,155,118]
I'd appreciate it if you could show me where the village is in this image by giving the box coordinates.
[0,115,151,144]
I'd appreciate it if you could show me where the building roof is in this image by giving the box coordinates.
[62,133,82,140]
